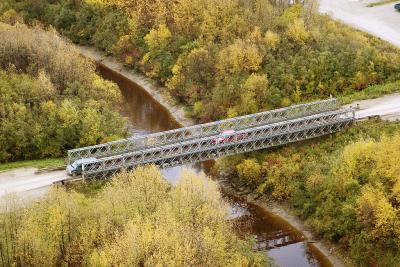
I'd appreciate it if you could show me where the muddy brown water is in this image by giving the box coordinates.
[97,64,333,267]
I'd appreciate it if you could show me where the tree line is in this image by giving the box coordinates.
[0,166,268,266]
[0,22,126,162]
[2,0,399,122]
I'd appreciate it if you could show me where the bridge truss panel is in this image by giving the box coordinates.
[82,108,354,178]
[68,98,339,163]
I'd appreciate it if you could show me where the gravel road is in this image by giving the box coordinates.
[0,167,68,200]
[347,93,400,120]
[319,0,400,47]
[319,0,400,120]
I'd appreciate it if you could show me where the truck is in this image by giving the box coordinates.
[66,157,97,176]
[211,130,248,145]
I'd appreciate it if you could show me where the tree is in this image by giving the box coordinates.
[167,47,215,103]
[141,24,173,81]
[241,73,269,110]
[0,23,126,162]
[264,30,280,50]
[236,159,262,184]
[356,185,397,244]
[172,0,204,38]
[286,18,309,45]
[216,40,263,75]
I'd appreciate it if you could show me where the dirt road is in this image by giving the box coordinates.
[319,0,400,48]
[0,167,68,200]
[348,93,400,120]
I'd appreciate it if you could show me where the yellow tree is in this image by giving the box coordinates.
[239,73,269,113]
[216,40,263,76]
[356,185,397,243]
[286,18,309,45]
[141,24,173,81]
[236,159,262,184]
[172,0,205,38]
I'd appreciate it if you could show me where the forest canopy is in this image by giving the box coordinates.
[0,22,126,162]
[0,166,267,266]
[215,121,400,266]
[2,0,400,121]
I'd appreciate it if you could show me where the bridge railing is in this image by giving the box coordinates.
[68,98,339,164]
[82,108,354,178]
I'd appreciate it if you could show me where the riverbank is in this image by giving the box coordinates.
[76,46,194,128]
[218,179,351,267]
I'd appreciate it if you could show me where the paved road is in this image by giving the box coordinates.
[320,0,400,48]
[0,167,68,200]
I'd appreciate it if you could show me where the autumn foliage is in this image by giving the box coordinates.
[0,23,126,162]
[2,0,399,122]
[0,166,267,266]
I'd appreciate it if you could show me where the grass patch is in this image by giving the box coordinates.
[339,80,400,104]
[0,158,65,172]
[367,0,398,7]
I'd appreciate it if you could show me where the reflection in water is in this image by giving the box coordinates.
[97,65,332,267]
[97,64,180,135]
[162,164,200,185]
[269,243,321,267]
[233,209,305,250]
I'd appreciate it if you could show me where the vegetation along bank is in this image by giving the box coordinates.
[215,119,400,266]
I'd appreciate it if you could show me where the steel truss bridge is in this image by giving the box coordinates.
[67,98,355,178]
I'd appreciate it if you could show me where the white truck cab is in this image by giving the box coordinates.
[66,157,97,176]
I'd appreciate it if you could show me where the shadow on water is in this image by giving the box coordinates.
[96,64,333,267]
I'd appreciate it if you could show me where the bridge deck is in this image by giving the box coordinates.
[68,98,338,164]
[82,108,354,178]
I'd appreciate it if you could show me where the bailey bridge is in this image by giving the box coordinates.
[67,98,355,178]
